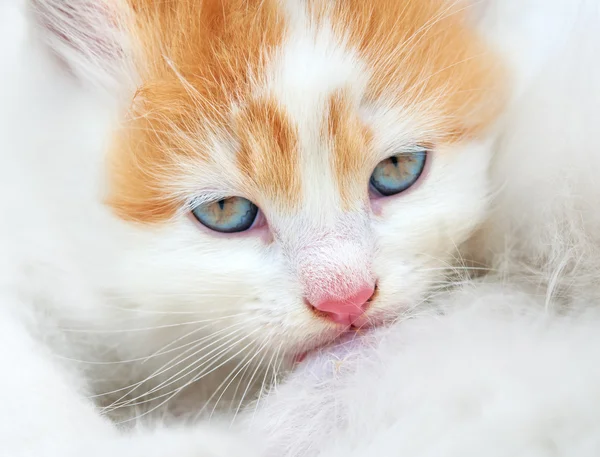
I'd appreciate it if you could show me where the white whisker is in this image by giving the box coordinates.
[103,322,258,411]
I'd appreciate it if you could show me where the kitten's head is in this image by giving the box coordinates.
[35,0,505,356]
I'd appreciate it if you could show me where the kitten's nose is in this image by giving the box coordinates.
[308,284,376,325]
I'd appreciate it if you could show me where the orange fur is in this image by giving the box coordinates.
[236,97,301,210]
[324,0,505,140]
[108,0,505,224]
[108,0,286,222]
[326,90,373,209]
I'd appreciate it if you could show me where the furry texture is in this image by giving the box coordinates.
[0,0,503,454]
[4,0,502,416]
[1,0,599,455]
[248,281,600,457]
[245,2,600,455]
[474,0,600,296]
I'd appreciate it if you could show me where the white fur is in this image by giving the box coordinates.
[248,281,600,457]
[1,0,599,455]
[472,0,600,295]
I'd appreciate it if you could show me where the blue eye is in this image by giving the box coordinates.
[370,149,427,196]
[191,197,259,233]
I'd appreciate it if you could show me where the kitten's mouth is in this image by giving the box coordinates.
[293,328,367,365]
[292,305,387,365]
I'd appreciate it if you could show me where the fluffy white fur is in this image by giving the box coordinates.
[473,0,600,288]
[1,0,599,455]
[248,281,600,457]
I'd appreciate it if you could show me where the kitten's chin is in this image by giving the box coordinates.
[292,328,374,365]
[290,310,395,364]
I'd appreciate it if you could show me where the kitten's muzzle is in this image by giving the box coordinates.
[306,282,376,326]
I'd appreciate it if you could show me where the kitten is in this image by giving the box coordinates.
[0,0,505,455]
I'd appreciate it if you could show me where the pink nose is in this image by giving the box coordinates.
[309,284,376,325]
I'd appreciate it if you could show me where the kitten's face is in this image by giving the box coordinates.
[96,0,504,357]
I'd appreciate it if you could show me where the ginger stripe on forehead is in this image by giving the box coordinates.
[326,89,374,210]
[236,97,301,210]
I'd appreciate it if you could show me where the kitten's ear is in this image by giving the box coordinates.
[29,0,132,90]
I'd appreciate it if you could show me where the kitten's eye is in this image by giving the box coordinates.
[191,197,259,233]
[370,149,427,196]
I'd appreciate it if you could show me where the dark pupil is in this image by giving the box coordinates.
[218,200,225,210]
[390,156,398,167]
